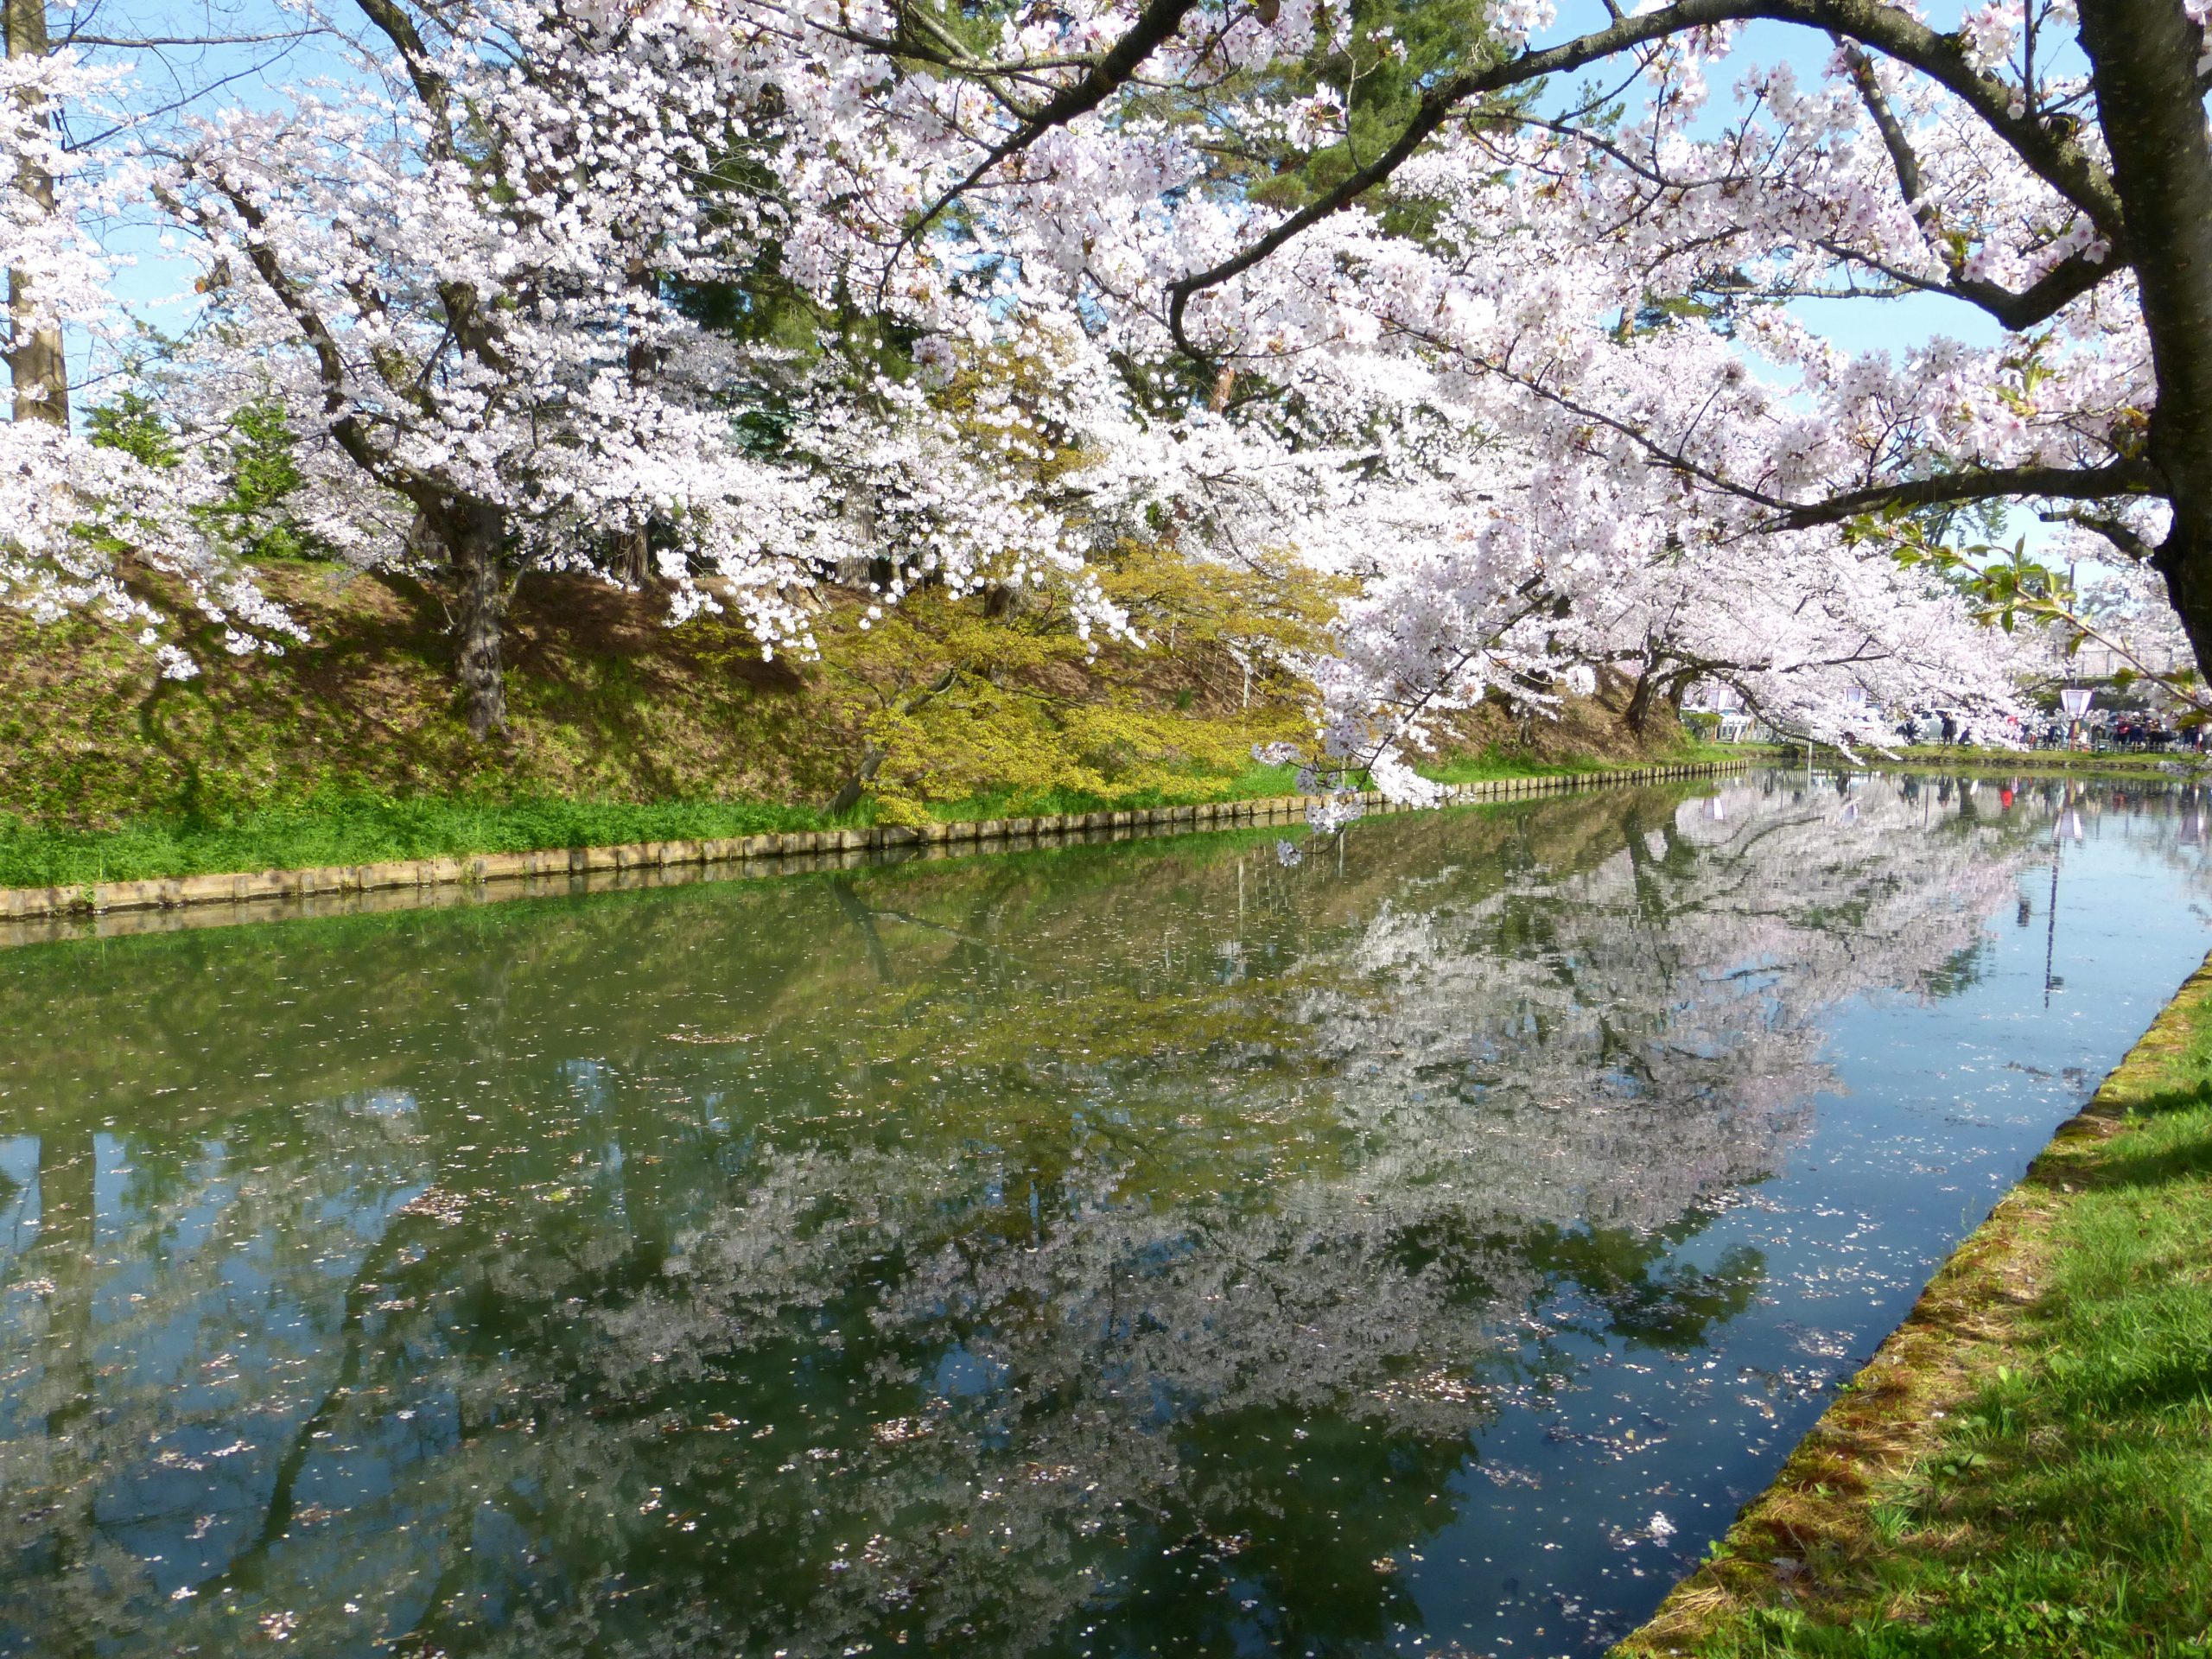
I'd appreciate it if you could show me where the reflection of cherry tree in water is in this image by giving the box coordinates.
[1287,775,2037,1240]
[0,1097,441,1644]
[0,778,2161,1656]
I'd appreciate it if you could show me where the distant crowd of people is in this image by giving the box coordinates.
[1895,709,2206,753]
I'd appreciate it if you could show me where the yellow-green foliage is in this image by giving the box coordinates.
[0,530,1343,839]
[817,539,1342,821]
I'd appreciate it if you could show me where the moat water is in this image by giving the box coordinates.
[3,771,2207,1657]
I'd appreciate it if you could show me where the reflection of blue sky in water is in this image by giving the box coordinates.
[1397,777,2212,1652]
[1,772,2208,1657]
[0,1108,427,1601]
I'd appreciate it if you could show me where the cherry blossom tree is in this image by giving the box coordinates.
[15,0,2201,761]
[727,0,2208,773]
[144,0,844,734]
[135,0,1211,737]
[1228,398,2037,769]
[0,33,302,674]
[9,0,1112,728]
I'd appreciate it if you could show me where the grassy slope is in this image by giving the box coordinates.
[1615,955,2212,1659]
[1,562,852,823]
[1,563,1730,887]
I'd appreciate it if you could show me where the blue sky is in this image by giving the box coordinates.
[1544,0,2013,358]
[57,0,349,368]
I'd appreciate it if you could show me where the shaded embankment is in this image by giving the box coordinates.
[1615,952,2212,1657]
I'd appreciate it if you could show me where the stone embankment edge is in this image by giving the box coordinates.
[1610,943,2212,1657]
[0,760,1753,943]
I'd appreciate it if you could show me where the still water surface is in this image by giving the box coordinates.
[3,772,2208,1658]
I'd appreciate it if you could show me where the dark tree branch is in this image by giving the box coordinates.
[349,0,451,129]
[1467,343,2154,529]
[1824,38,2116,329]
[2040,506,2154,560]
[1143,0,2130,353]
[1796,234,2113,332]
[63,29,323,47]
[1774,459,2158,528]
[1835,37,1930,226]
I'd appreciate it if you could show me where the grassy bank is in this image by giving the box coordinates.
[0,766,1261,889]
[0,748,1756,890]
[1616,954,2212,1659]
[1796,743,2207,777]
[3,559,1747,887]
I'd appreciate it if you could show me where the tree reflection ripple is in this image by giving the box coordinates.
[2,772,2205,1657]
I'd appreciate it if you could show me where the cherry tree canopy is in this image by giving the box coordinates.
[3,0,2197,764]
[8,0,1161,728]
[710,0,2205,770]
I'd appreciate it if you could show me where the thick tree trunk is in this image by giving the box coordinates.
[4,0,67,426]
[1624,669,1657,737]
[426,500,510,740]
[455,524,507,739]
[616,525,651,586]
[828,743,887,815]
[2078,0,2212,666]
[2158,522,2212,669]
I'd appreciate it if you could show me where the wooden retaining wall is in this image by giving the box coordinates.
[0,760,1754,946]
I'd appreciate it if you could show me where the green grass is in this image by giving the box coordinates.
[1806,743,2206,775]
[0,747,1736,889]
[1618,959,2212,1658]
[0,793,853,889]
[0,777,1317,889]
